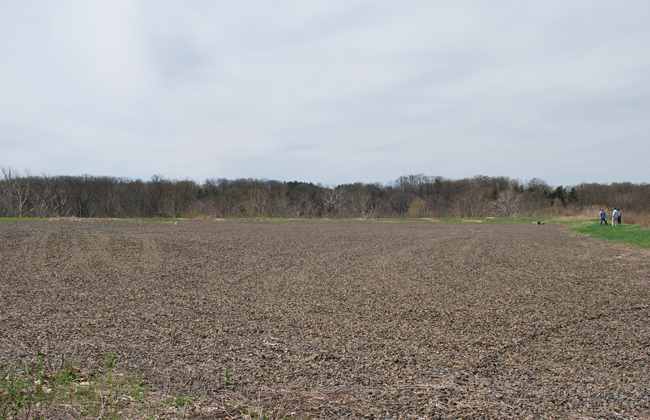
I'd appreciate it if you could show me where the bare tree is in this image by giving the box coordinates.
[64,175,95,218]
[30,175,65,217]
[288,183,321,218]
[323,186,346,218]
[0,169,13,217]
[201,178,222,217]
[220,190,242,217]
[494,189,521,216]
[243,188,269,218]
[2,167,32,217]
[271,195,293,218]
[118,179,145,217]
[347,185,380,219]
[96,177,120,217]
[451,189,490,218]
[146,175,173,217]
[168,180,197,218]
[389,192,414,218]
[51,183,70,217]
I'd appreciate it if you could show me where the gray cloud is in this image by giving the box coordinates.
[1,0,649,185]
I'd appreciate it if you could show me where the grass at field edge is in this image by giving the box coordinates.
[568,221,650,249]
[2,216,648,250]
[0,217,50,221]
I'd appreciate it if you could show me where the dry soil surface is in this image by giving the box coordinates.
[1,220,649,419]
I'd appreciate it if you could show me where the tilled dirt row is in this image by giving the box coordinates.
[1,221,649,419]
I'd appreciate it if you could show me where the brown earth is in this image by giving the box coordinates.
[1,220,649,419]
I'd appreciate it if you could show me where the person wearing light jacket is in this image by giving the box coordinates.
[612,208,619,226]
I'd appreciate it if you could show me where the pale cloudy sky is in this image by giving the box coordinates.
[1,1,649,186]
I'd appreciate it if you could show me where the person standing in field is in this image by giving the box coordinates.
[600,208,607,225]
[612,208,619,226]
[618,209,622,225]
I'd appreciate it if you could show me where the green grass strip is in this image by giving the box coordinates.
[569,220,650,249]
[0,217,49,222]
[240,217,434,222]
[423,216,588,225]
[120,218,184,222]
[478,216,564,224]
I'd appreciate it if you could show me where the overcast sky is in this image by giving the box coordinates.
[1,1,649,186]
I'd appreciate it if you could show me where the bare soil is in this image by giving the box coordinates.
[1,221,649,419]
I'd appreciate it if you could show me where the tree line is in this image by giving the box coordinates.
[1,168,648,219]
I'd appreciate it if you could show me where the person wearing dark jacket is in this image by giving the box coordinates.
[600,208,607,225]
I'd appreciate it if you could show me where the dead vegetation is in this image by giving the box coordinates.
[1,220,649,419]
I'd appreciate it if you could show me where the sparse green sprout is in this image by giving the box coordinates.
[1,355,299,420]
[103,351,117,370]
[0,362,35,419]
[165,392,197,408]
[52,357,79,385]
[0,354,185,419]
[224,364,233,386]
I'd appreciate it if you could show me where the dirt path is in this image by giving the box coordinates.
[1,221,648,418]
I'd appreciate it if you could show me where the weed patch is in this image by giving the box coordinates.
[0,354,199,419]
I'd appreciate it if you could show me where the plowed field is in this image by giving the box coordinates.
[1,221,649,419]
